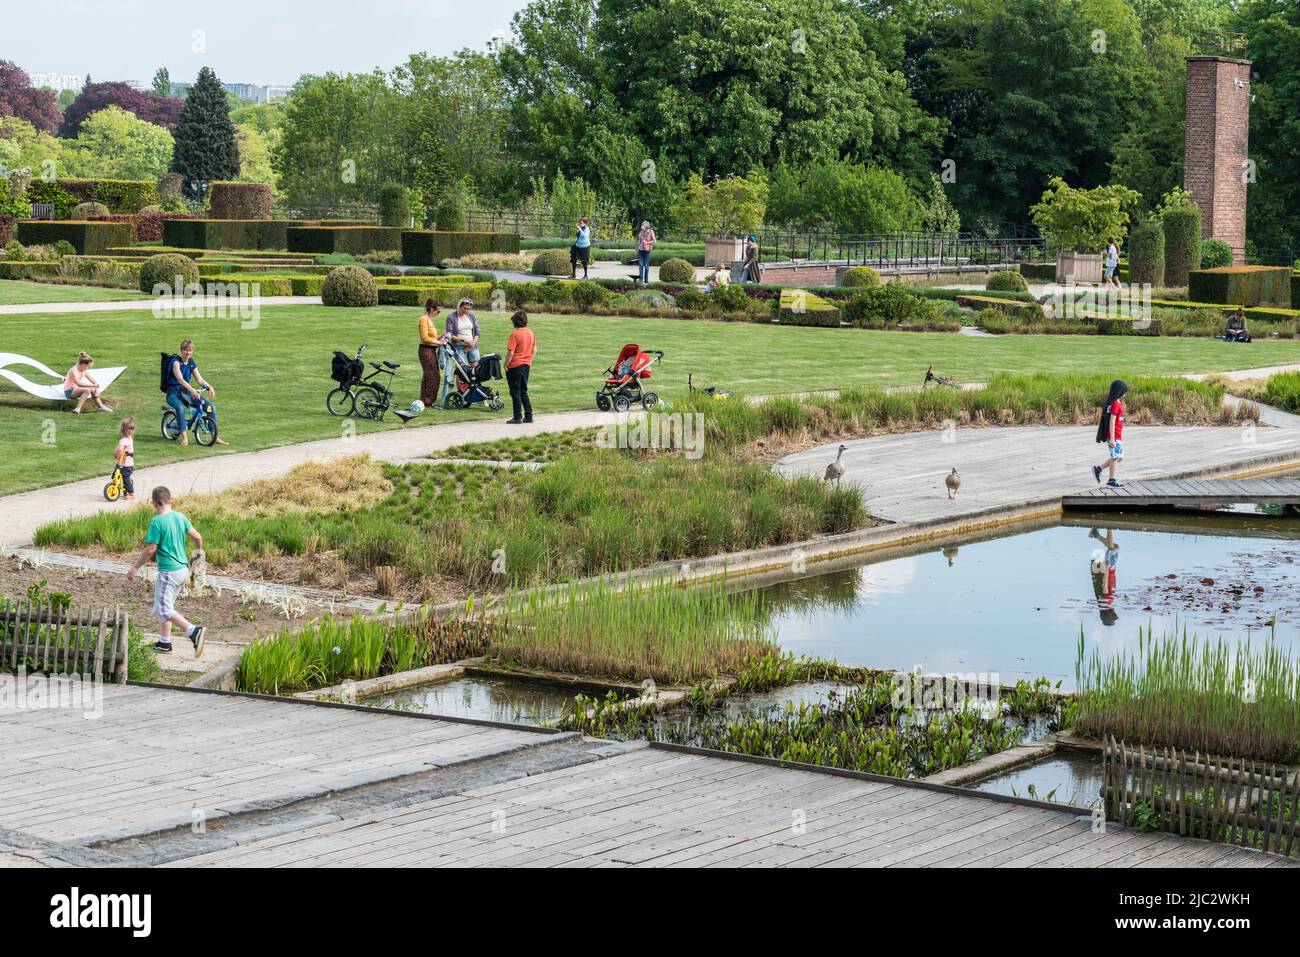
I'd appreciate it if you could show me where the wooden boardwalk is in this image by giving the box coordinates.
[1,684,1291,868]
[1063,478,1300,509]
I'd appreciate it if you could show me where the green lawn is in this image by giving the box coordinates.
[0,280,149,305]
[2,302,1299,496]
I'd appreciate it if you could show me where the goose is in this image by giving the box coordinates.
[824,445,848,485]
[945,467,961,499]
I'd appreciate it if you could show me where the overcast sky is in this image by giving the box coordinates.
[11,0,531,85]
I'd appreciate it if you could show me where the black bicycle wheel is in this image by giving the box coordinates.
[352,384,386,420]
[326,387,355,417]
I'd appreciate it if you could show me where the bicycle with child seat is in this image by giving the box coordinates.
[161,389,219,446]
[327,343,400,421]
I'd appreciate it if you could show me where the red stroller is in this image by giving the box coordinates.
[597,343,664,412]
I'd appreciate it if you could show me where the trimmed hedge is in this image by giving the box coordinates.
[400,230,521,266]
[202,274,325,296]
[379,184,408,227]
[164,219,291,250]
[659,258,695,283]
[16,220,132,255]
[322,266,378,307]
[1128,218,1165,287]
[531,248,572,276]
[1162,205,1202,287]
[777,289,841,327]
[208,183,273,219]
[1188,266,1292,308]
[986,270,1028,292]
[1019,262,1056,282]
[1200,237,1233,269]
[289,226,403,255]
[955,295,1046,320]
[140,253,200,293]
[840,265,881,288]
[845,285,947,328]
[376,283,494,307]
[27,178,158,217]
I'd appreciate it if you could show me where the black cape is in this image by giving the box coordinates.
[1096,379,1130,444]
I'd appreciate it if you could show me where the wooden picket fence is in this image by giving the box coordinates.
[0,601,129,684]
[1103,736,1300,857]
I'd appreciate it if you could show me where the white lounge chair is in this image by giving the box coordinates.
[0,353,127,402]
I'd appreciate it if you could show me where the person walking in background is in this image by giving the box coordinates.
[127,486,206,657]
[1104,238,1121,289]
[571,217,592,279]
[1092,379,1129,488]
[114,417,136,500]
[63,352,112,413]
[636,220,656,284]
[417,298,447,406]
[742,234,762,283]
[504,310,536,425]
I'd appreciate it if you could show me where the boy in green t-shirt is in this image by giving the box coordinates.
[127,486,206,656]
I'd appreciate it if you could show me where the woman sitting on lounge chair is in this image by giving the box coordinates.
[63,352,112,413]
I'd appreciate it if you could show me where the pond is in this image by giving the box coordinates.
[364,675,615,726]
[759,510,1300,687]
[965,747,1104,809]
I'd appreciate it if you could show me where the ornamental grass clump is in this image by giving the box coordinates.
[1073,627,1300,763]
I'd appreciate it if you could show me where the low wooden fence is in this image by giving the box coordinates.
[1103,736,1299,857]
[0,602,129,684]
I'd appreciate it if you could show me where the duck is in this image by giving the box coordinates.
[945,467,961,500]
[824,445,848,485]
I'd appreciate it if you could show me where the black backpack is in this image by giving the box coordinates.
[159,353,179,393]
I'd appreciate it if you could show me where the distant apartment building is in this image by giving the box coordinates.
[28,72,84,92]
[264,85,292,103]
[224,82,263,102]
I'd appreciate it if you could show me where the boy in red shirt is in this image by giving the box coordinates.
[1092,380,1129,488]
[504,310,536,424]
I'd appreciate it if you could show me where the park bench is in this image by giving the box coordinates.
[0,601,130,683]
[29,203,55,220]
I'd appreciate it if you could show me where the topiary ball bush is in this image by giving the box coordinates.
[140,253,199,294]
[1200,237,1233,269]
[986,269,1028,292]
[840,265,880,288]
[659,257,695,283]
[70,202,110,220]
[322,265,378,307]
[531,248,572,276]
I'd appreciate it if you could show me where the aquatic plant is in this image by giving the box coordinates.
[498,576,777,684]
[1074,626,1300,763]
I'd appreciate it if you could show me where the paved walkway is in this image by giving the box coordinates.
[1,684,1287,868]
[0,410,607,547]
[777,390,1300,525]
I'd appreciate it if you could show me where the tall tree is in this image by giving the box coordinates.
[170,67,240,191]
[1236,0,1300,256]
[152,67,171,98]
[0,60,62,133]
[61,106,174,180]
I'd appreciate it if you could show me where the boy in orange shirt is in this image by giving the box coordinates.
[504,310,536,424]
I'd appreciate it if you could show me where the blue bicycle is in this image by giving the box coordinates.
[161,390,219,447]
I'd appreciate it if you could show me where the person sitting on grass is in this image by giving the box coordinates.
[166,339,227,446]
[126,486,206,658]
[63,352,112,413]
[1225,308,1251,343]
[446,299,481,371]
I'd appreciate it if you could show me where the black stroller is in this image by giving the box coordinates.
[441,348,506,412]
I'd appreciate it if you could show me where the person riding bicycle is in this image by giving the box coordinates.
[166,339,227,447]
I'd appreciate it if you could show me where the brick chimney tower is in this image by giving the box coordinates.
[1183,55,1252,264]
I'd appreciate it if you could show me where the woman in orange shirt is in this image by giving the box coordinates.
[417,299,447,407]
[504,310,536,424]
